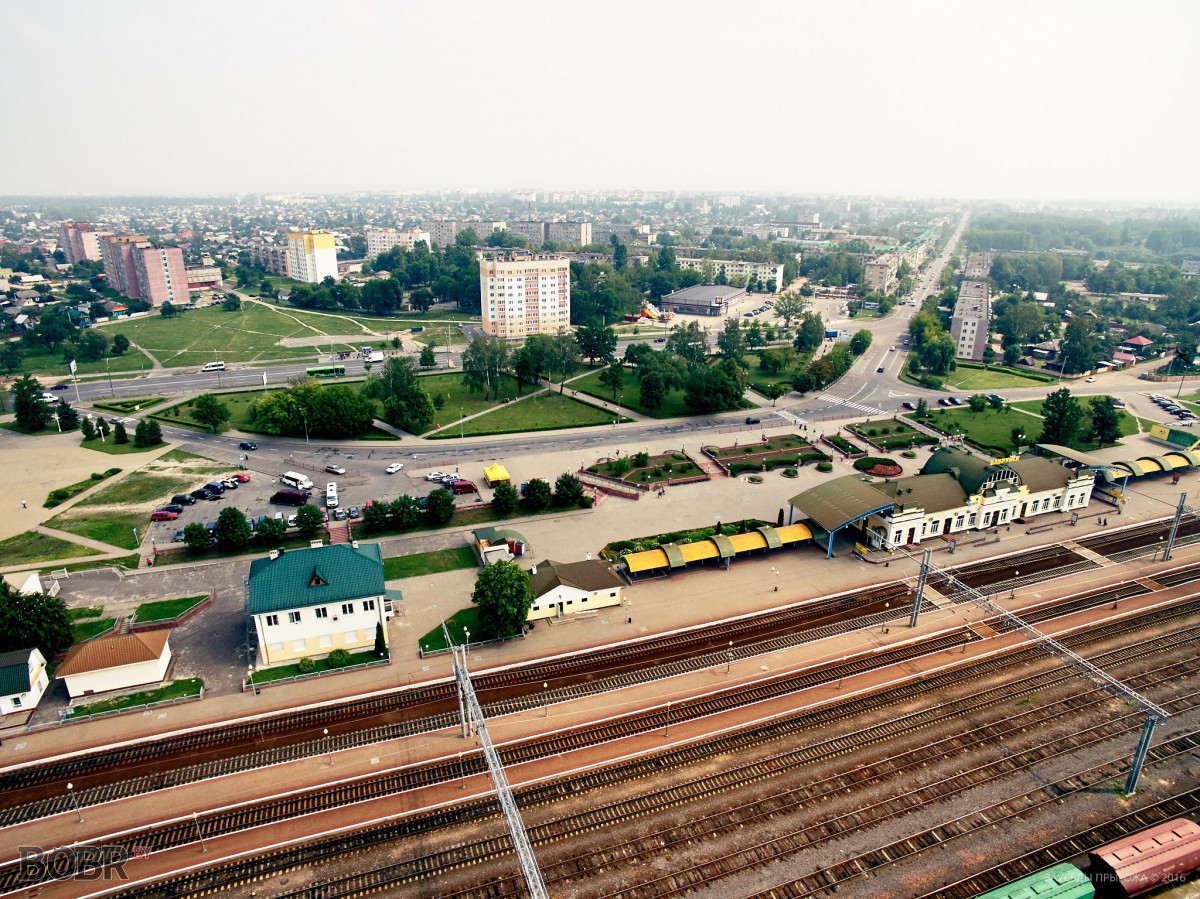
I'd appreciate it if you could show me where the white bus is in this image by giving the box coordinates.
[201,361,226,372]
[325,482,339,509]
[280,471,314,491]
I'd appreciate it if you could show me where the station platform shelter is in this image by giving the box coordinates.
[621,523,812,578]
[1037,443,1200,500]
[787,477,896,557]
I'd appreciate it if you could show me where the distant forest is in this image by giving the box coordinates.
[966,212,1200,263]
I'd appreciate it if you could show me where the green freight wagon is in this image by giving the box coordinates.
[975,863,1094,899]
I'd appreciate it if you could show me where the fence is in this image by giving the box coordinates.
[24,686,205,734]
[419,631,526,658]
[577,469,641,500]
[285,457,364,478]
[129,592,213,632]
[242,656,390,692]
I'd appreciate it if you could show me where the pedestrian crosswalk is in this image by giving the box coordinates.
[818,394,885,415]
[777,409,807,425]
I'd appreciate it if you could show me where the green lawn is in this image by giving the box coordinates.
[911,401,1139,455]
[135,594,208,624]
[570,366,696,418]
[153,389,278,432]
[421,372,523,429]
[93,398,164,414]
[587,452,703,483]
[248,650,385,685]
[51,513,145,550]
[71,617,116,643]
[15,345,146,379]
[80,437,167,456]
[427,391,623,438]
[69,678,204,719]
[745,349,810,396]
[68,606,104,620]
[418,607,484,653]
[0,530,100,566]
[941,363,1057,391]
[383,546,477,580]
[44,468,122,508]
[848,421,939,450]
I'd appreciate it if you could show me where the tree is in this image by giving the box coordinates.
[0,342,22,374]
[183,522,210,553]
[987,394,1005,412]
[113,419,129,444]
[918,334,956,375]
[80,416,97,441]
[666,320,708,366]
[12,375,50,432]
[510,345,538,395]
[774,292,806,327]
[849,329,873,356]
[111,334,130,355]
[1088,396,1123,447]
[598,360,624,400]
[745,320,765,348]
[53,399,78,431]
[1003,344,1022,365]
[717,318,746,361]
[547,333,580,391]
[96,415,109,438]
[362,502,390,533]
[425,488,456,525]
[410,287,435,312]
[296,504,324,537]
[794,312,825,353]
[0,579,72,660]
[471,559,533,640]
[1039,387,1083,447]
[462,334,510,400]
[388,495,420,530]
[916,398,929,418]
[256,517,286,545]
[373,622,387,658]
[1060,317,1100,375]
[223,294,242,312]
[639,369,666,413]
[554,472,584,507]
[160,302,180,318]
[968,394,987,413]
[521,478,552,512]
[419,344,436,368]
[134,419,162,447]
[491,482,519,516]
[216,506,251,551]
[574,323,618,365]
[192,394,230,432]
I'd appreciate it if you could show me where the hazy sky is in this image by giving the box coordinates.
[2,0,1196,203]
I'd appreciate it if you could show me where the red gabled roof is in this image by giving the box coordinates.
[57,632,169,677]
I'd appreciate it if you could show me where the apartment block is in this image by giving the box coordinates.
[59,222,110,264]
[965,251,993,278]
[248,241,289,276]
[506,221,548,245]
[185,265,223,291]
[286,230,338,284]
[133,245,189,307]
[364,226,431,258]
[479,254,571,339]
[421,220,505,247]
[951,279,991,362]
[547,222,592,246]
[591,223,646,245]
[863,253,900,294]
[100,234,148,299]
[674,257,784,291]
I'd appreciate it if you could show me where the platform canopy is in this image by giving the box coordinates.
[788,477,894,557]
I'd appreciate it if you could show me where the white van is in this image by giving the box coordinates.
[280,471,314,491]
[325,482,339,509]
[202,361,226,372]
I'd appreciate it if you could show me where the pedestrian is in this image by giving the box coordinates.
[627,616,632,624]
[20,499,27,509]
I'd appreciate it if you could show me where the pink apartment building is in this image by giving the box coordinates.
[59,222,110,264]
[101,234,147,299]
[132,245,189,307]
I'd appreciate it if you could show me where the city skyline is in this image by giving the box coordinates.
[1,0,1197,203]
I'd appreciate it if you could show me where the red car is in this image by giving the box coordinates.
[150,509,179,521]
[232,472,251,483]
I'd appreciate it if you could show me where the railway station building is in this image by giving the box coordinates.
[788,448,1094,555]
[528,559,625,621]
[246,542,399,668]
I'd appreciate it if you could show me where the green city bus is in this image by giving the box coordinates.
[306,364,346,378]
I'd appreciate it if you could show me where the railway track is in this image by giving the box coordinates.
[115,601,1200,899]
[1081,515,1200,562]
[307,653,1200,899]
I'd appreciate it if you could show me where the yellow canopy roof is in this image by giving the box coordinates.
[679,540,719,563]
[776,523,813,544]
[728,531,768,554]
[624,548,669,573]
[484,463,510,482]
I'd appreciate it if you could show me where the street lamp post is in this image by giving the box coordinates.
[726,640,734,674]
[324,727,333,765]
[247,666,258,696]
[664,699,671,736]
[301,410,309,445]
[67,782,83,822]
[543,681,549,716]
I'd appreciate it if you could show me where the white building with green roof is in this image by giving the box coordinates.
[246,543,397,668]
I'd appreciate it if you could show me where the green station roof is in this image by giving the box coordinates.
[247,543,384,615]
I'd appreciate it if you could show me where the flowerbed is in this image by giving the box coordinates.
[824,434,866,457]
[853,457,902,477]
[849,420,938,450]
[703,435,829,474]
[588,451,704,486]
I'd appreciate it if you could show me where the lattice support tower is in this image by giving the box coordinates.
[890,548,1169,794]
[443,623,549,899]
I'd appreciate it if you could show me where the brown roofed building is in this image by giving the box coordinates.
[528,559,625,621]
[56,631,172,698]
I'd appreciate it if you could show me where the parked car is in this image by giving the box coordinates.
[287,513,298,527]
[947,396,962,406]
[450,479,477,495]
[1086,376,1097,382]
[439,473,459,485]
[172,529,186,543]
[274,511,284,522]
[190,488,213,501]
[51,383,69,391]
[238,441,258,451]
[745,416,761,425]
[938,398,951,406]
[348,506,361,519]
[876,367,885,373]
[204,481,226,494]
[232,472,251,483]
[325,464,346,475]
[425,471,446,482]
[332,509,348,521]
[385,463,404,474]
[161,503,183,515]
[171,494,197,505]
[221,478,239,490]
[654,337,667,344]
[902,401,916,410]
[150,510,178,521]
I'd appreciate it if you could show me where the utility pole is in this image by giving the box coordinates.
[909,548,930,628]
[1125,716,1160,796]
[1163,492,1187,562]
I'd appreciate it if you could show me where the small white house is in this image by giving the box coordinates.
[247,542,396,668]
[527,559,625,621]
[56,632,172,698]
[0,649,49,716]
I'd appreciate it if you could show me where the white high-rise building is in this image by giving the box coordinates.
[364,227,431,258]
[286,230,338,284]
[479,254,570,339]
